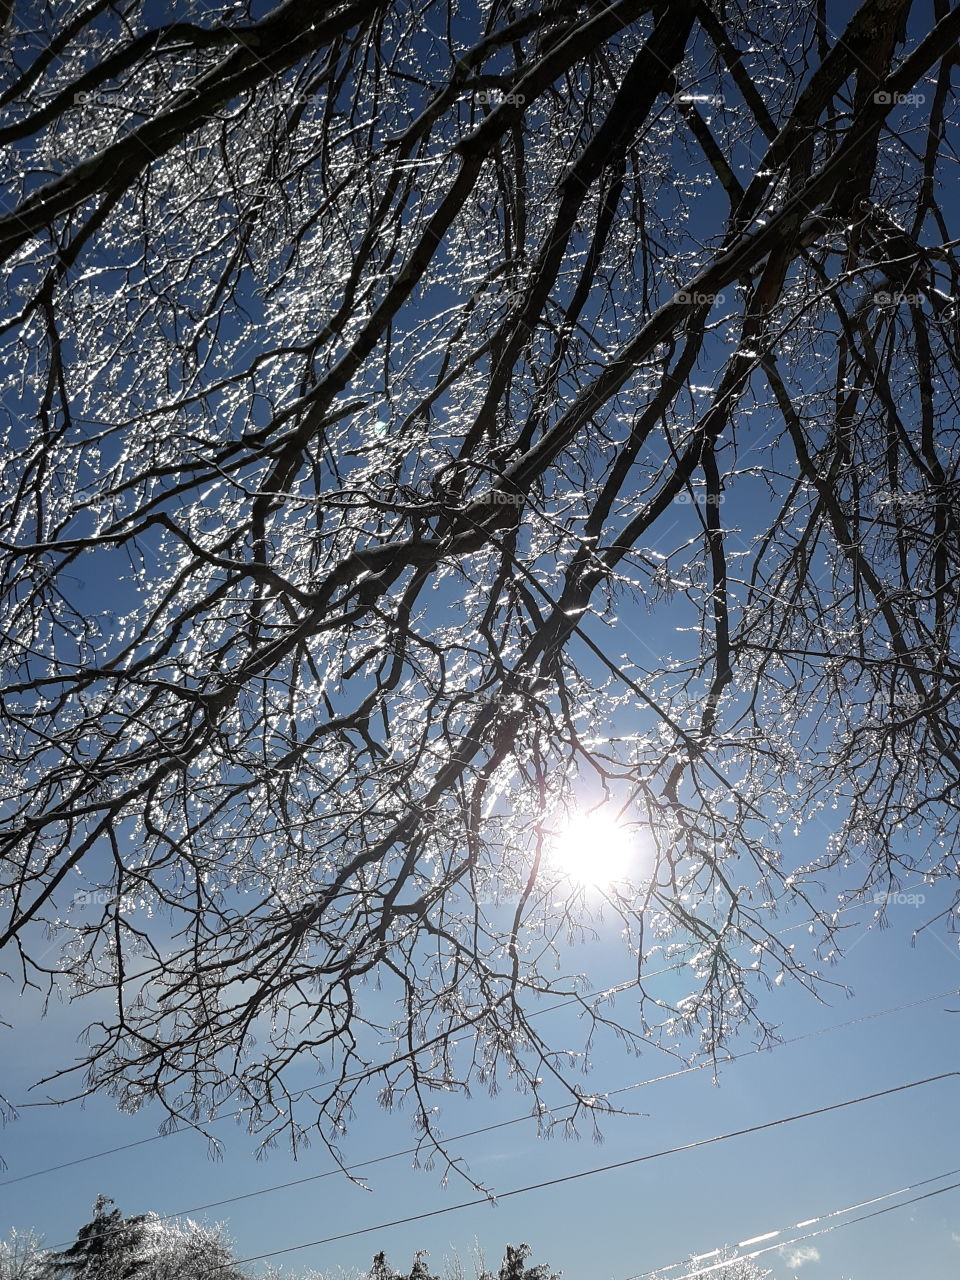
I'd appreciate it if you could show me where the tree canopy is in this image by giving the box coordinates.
[0,1212,773,1280]
[1,0,958,1165]
[8,1199,240,1280]
[1,1212,564,1280]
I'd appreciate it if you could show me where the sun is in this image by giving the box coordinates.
[549,810,638,888]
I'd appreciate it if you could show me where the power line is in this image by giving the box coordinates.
[0,946,763,1185]
[35,985,957,1256]
[1,891,927,1189]
[213,1071,958,1271]
[623,1166,960,1280]
[0,957,675,1189]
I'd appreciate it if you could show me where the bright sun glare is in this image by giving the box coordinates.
[549,810,638,888]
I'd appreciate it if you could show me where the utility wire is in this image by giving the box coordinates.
[37,986,957,1255]
[1,891,924,1189]
[212,1071,959,1271]
[623,1166,960,1279]
[0,956,676,1188]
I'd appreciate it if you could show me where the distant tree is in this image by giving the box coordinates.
[367,1251,439,1280]
[368,1252,399,1280]
[0,1230,46,1280]
[37,1200,242,1280]
[482,1244,560,1280]
[408,1252,440,1280]
[364,1245,559,1280]
[44,1199,152,1280]
[691,1253,772,1280]
[136,1218,242,1280]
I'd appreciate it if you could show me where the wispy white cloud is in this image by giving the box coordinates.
[779,1245,821,1268]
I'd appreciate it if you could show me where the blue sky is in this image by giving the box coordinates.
[2,365,958,1279]
[2,3,960,1278]
[3,873,958,1280]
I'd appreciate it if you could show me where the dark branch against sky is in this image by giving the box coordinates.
[0,0,957,1180]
